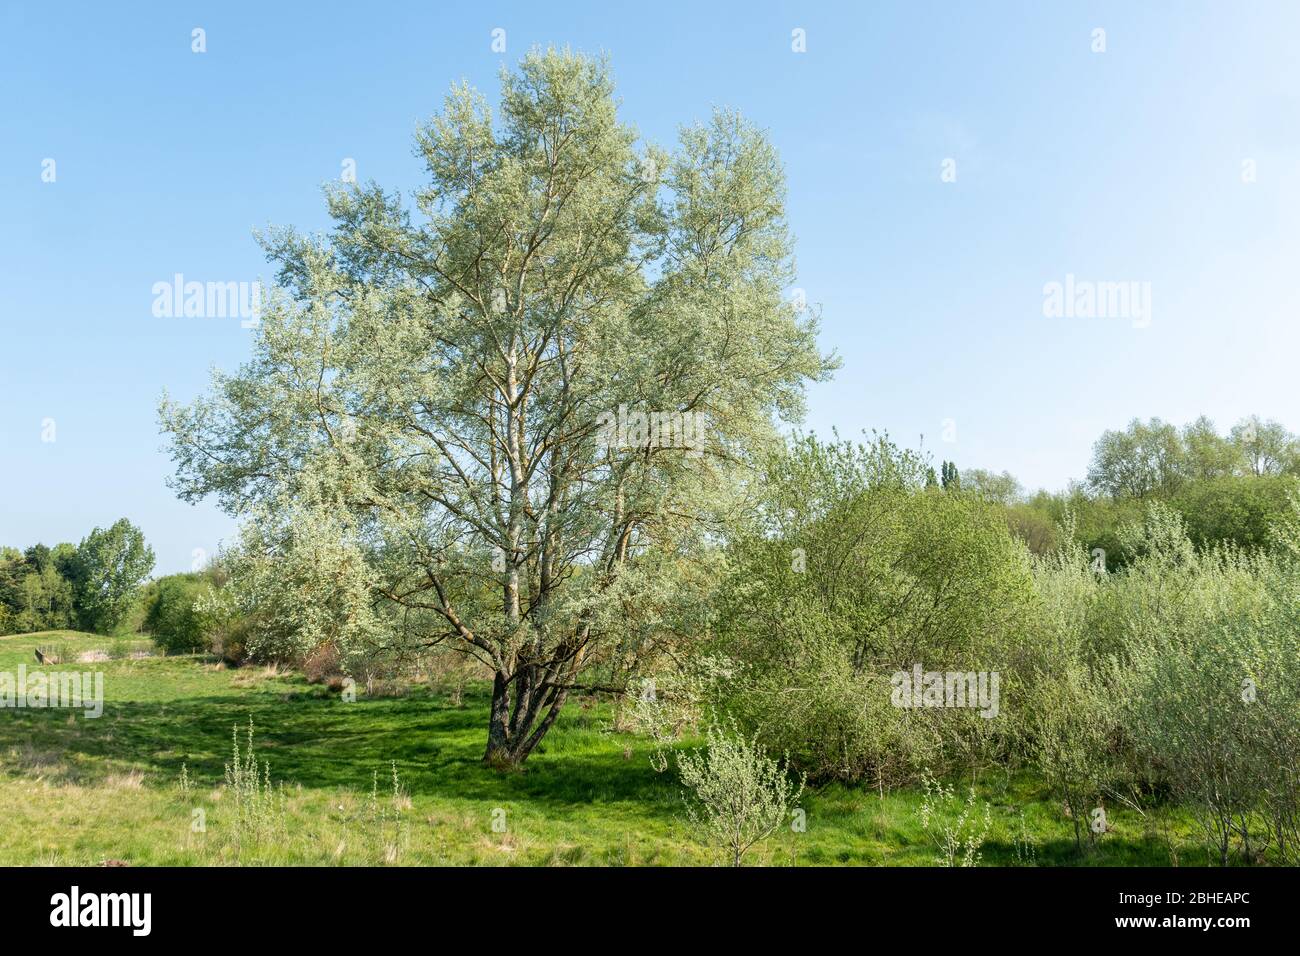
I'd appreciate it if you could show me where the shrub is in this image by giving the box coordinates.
[677,719,805,866]
[719,641,947,789]
[143,574,212,654]
[1107,504,1279,863]
[1242,496,1300,862]
[1030,662,1118,851]
[301,643,342,684]
[1005,502,1059,555]
[619,656,735,770]
[194,583,250,665]
[1020,532,1124,850]
[918,770,993,866]
[1172,474,1298,553]
[714,434,1035,785]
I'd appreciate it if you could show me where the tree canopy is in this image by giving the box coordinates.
[67,518,156,634]
[159,49,835,765]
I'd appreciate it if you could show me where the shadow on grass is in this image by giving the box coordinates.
[0,647,1203,866]
[0,679,684,819]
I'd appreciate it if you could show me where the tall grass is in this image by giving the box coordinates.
[224,717,288,853]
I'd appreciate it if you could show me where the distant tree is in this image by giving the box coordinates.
[50,542,78,579]
[1230,415,1298,477]
[0,546,76,635]
[964,468,1022,505]
[0,548,24,624]
[1086,418,1186,499]
[69,519,155,634]
[1005,502,1058,555]
[940,460,961,491]
[1181,416,1243,481]
[23,544,52,574]
[1172,474,1298,552]
[19,565,76,633]
[1025,485,1146,569]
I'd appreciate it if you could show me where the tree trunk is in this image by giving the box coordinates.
[484,671,515,766]
[481,666,571,768]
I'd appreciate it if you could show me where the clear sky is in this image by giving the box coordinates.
[4,0,1300,573]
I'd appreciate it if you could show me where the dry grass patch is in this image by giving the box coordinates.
[104,770,146,790]
[229,666,279,688]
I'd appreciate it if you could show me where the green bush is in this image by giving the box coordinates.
[714,434,1036,786]
[1016,501,1300,865]
[676,719,805,866]
[1102,505,1284,863]
[143,574,212,654]
[1171,474,1297,552]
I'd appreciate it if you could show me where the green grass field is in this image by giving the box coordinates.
[0,630,1208,866]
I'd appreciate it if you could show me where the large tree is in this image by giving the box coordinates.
[1181,415,1243,481]
[68,519,155,634]
[1230,415,1298,477]
[160,50,833,766]
[1086,417,1186,499]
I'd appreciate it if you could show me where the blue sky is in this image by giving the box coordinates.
[4,0,1300,573]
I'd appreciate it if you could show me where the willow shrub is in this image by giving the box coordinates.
[143,574,214,654]
[713,434,1036,786]
[677,719,805,867]
[1099,504,1297,863]
[1018,502,1300,864]
[1017,524,1126,852]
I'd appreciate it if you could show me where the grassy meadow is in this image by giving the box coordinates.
[0,630,1210,867]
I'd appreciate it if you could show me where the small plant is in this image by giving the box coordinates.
[362,761,410,864]
[223,717,288,853]
[620,658,735,773]
[919,770,992,867]
[676,718,805,867]
[178,762,192,798]
[1012,808,1038,865]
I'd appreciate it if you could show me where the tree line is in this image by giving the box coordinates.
[0,518,154,636]
[960,415,1300,567]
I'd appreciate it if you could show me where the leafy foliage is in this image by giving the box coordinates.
[1,523,154,637]
[713,433,1035,785]
[143,574,214,654]
[66,519,155,634]
[158,49,834,764]
[676,718,805,866]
